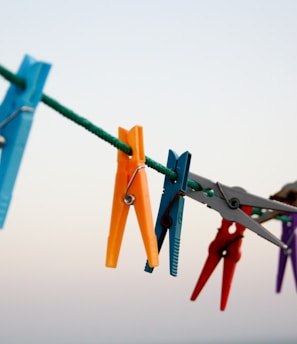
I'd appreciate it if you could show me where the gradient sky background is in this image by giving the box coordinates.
[0,1,297,343]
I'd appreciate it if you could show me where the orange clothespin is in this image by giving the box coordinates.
[190,205,252,311]
[106,126,159,269]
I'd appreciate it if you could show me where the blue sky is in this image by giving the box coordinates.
[0,1,297,343]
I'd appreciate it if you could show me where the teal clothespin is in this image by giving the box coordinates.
[0,55,51,228]
[145,149,191,276]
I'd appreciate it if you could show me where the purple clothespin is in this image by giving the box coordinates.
[276,213,297,293]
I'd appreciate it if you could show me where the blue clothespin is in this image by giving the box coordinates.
[0,55,51,228]
[145,149,191,276]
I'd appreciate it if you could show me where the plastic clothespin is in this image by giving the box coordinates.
[269,183,297,292]
[0,55,51,228]
[191,205,252,311]
[186,172,297,249]
[256,182,297,293]
[106,125,159,268]
[276,213,297,293]
[144,149,191,276]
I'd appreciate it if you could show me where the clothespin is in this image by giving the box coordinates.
[144,149,191,276]
[0,55,51,228]
[276,213,297,293]
[186,172,297,249]
[269,183,297,292]
[255,182,297,293]
[190,205,252,311]
[106,126,159,268]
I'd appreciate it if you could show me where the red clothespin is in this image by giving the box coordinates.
[106,126,159,269]
[190,205,252,311]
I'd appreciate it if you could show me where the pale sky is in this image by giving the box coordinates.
[0,1,297,343]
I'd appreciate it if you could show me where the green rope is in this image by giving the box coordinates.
[0,63,203,191]
[0,65,26,90]
[276,215,292,223]
[41,94,132,155]
[252,208,292,223]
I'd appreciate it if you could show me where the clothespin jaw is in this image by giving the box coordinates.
[0,55,51,228]
[106,126,159,269]
[191,206,252,311]
[144,149,191,276]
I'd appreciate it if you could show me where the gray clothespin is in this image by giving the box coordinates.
[186,172,297,249]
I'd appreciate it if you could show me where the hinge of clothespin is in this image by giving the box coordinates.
[144,149,191,276]
[106,125,159,269]
[0,55,51,228]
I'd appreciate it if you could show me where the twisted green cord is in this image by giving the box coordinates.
[0,63,202,191]
[252,208,292,223]
[0,65,26,89]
